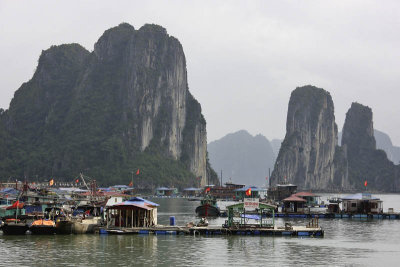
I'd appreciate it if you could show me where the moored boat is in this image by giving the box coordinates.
[195,195,220,217]
[1,219,29,235]
[29,219,56,235]
[56,219,74,234]
[72,217,101,234]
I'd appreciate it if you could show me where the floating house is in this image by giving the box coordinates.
[282,195,306,213]
[155,187,178,197]
[104,192,131,207]
[182,188,202,197]
[234,186,266,200]
[341,193,383,214]
[208,183,245,199]
[110,185,131,192]
[267,184,297,201]
[294,192,319,207]
[106,197,159,228]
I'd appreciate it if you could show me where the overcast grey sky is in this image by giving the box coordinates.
[1,1,399,145]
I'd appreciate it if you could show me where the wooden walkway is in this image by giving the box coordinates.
[102,225,324,237]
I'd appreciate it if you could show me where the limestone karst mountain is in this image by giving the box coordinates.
[270,85,339,190]
[0,23,218,187]
[271,85,399,192]
[341,103,400,191]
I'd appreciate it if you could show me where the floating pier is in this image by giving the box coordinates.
[265,212,400,219]
[101,225,324,237]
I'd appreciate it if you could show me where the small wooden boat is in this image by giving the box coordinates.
[1,219,28,235]
[195,195,220,217]
[30,219,56,235]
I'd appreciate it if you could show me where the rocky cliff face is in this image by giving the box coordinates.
[0,23,210,187]
[341,103,400,191]
[270,85,339,190]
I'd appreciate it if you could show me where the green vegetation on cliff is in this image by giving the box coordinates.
[0,23,217,188]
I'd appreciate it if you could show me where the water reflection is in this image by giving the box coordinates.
[1,196,400,266]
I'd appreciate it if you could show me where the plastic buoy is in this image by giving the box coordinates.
[170,216,175,226]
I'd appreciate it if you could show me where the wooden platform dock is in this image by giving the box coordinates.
[102,225,324,237]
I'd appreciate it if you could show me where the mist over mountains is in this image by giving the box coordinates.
[209,126,399,189]
[207,130,276,187]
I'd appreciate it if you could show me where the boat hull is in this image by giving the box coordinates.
[195,204,220,217]
[72,217,101,234]
[30,225,56,235]
[56,220,74,234]
[1,224,29,235]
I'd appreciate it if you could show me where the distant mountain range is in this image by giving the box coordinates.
[208,128,399,188]
[339,130,400,165]
[207,130,278,187]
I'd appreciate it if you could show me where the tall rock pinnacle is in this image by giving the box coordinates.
[270,85,338,190]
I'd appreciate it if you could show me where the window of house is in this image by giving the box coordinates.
[351,203,357,207]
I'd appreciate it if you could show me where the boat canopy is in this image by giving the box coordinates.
[31,219,55,226]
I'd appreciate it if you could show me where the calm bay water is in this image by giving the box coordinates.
[1,194,400,266]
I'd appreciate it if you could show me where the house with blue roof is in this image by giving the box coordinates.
[106,197,159,228]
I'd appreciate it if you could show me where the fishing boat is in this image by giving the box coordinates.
[55,219,74,234]
[1,219,29,235]
[29,219,56,235]
[195,195,220,217]
[72,216,102,234]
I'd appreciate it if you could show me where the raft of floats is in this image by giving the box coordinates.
[102,225,324,237]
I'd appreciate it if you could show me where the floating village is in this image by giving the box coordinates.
[1,175,400,238]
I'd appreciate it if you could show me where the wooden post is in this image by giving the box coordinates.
[125,210,128,228]
[106,209,109,228]
[272,208,275,228]
[131,209,133,228]
[119,209,122,229]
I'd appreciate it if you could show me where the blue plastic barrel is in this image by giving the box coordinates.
[170,216,175,226]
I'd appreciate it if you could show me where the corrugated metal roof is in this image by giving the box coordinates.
[127,197,159,206]
[283,195,307,202]
[111,202,153,210]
